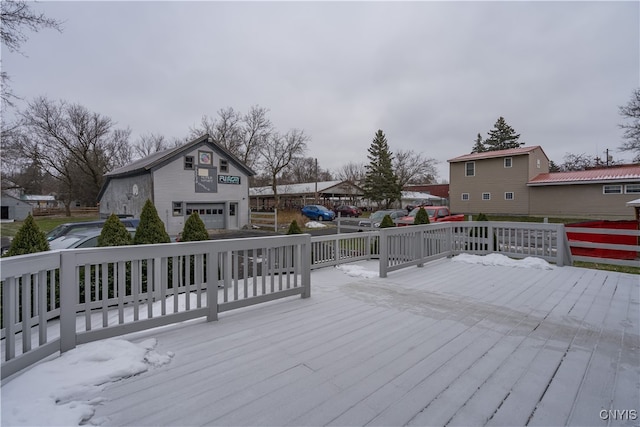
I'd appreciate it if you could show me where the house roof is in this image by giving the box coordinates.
[403,184,449,199]
[21,195,56,202]
[98,134,256,201]
[528,164,640,186]
[249,180,363,197]
[447,146,546,163]
[105,134,256,178]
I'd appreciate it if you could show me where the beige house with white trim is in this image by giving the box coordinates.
[449,146,640,219]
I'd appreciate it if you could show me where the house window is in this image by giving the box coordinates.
[465,161,475,177]
[220,159,229,173]
[482,192,491,201]
[603,185,622,194]
[173,202,184,216]
[461,193,470,201]
[184,156,194,170]
[537,159,541,168]
[505,192,514,200]
[625,184,640,194]
[504,157,512,168]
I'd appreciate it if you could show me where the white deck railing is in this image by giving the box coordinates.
[3,220,636,380]
[1,235,310,379]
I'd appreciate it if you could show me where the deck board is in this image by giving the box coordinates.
[87,259,639,426]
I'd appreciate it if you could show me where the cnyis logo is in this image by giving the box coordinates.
[599,409,638,421]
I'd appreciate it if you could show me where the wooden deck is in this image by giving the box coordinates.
[90,259,639,426]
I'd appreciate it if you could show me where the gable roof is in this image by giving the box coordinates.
[106,134,256,178]
[528,164,640,186]
[98,135,256,201]
[448,146,547,163]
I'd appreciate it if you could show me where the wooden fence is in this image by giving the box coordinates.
[249,210,278,232]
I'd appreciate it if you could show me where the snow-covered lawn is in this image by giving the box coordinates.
[1,254,638,426]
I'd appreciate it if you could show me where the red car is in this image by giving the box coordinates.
[396,206,465,226]
[334,205,362,218]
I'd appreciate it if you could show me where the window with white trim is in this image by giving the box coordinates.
[504,157,512,168]
[465,161,475,177]
[220,159,229,173]
[461,193,470,201]
[482,192,491,200]
[184,156,194,170]
[172,201,184,216]
[603,185,622,194]
[625,184,640,193]
[505,192,514,200]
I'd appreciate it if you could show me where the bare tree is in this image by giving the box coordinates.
[619,88,640,162]
[281,157,333,184]
[133,133,168,158]
[18,97,132,214]
[335,161,366,184]
[188,105,272,170]
[259,129,308,208]
[1,0,63,107]
[393,149,438,188]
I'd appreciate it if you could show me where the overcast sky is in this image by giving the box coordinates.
[2,1,639,181]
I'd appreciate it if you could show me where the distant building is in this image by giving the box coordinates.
[250,181,364,210]
[1,192,33,221]
[448,146,640,219]
[98,134,255,236]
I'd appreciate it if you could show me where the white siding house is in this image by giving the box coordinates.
[98,134,255,236]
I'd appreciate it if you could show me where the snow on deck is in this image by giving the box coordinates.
[15,259,640,426]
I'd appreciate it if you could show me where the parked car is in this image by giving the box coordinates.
[334,205,362,218]
[358,210,407,228]
[301,205,335,221]
[46,219,140,241]
[49,227,137,250]
[396,206,465,226]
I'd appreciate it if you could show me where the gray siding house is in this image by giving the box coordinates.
[98,134,255,236]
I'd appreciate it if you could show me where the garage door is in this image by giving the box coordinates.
[186,203,225,229]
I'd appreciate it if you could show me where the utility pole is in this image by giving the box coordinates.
[314,158,318,204]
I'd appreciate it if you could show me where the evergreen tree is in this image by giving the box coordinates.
[4,213,49,256]
[98,214,133,247]
[483,117,524,151]
[378,214,396,228]
[471,133,486,153]
[413,207,430,225]
[134,199,170,245]
[181,212,209,242]
[286,220,303,234]
[363,130,401,209]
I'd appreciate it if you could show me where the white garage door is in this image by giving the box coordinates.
[186,203,225,229]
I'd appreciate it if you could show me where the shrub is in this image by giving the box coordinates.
[134,199,170,244]
[379,214,395,228]
[4,214,49,257]
[181,212,209,242]
[98,214,133,247]
[414,207,430,225]
[286,220,303,235]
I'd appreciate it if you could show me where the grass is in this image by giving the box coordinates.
[1,215,100,238]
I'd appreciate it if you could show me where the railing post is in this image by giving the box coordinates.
[59,251,77,353]
[207,250,218,321]
[334,236,340,264]
[301,235,311,298]
[337,213,341,234]
[416,229,424,268]
[379,229,389,278]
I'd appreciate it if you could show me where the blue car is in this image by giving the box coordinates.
[301,205,335,221]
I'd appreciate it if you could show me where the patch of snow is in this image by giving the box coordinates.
[305,221,327,228]
[336,263,379,278]
[452,253,554,270]
[1,338,173,426]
